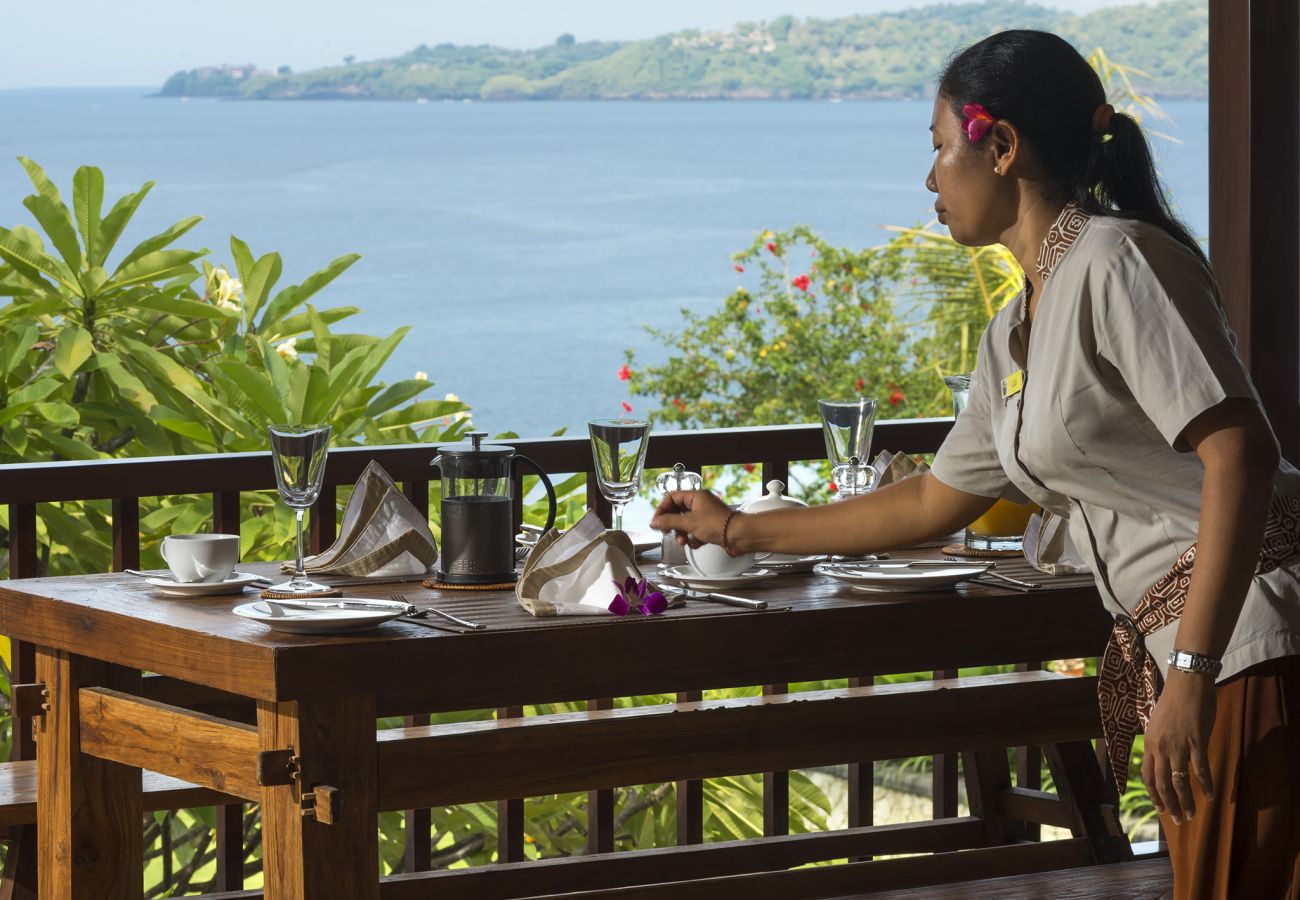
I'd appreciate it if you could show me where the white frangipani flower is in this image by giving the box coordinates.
[275,338,299,362]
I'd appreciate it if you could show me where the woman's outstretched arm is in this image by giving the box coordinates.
[650,471,996,558]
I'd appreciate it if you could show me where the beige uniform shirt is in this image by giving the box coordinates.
[932,208,1300,681]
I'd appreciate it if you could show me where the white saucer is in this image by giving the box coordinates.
[147,572,265,597]
[813,562,988,593]
[659,565,776,591]
[232,601,403,634]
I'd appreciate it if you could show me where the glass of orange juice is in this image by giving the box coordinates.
[966,498,1037,552]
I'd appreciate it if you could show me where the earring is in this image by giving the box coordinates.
[994,166,1001,175]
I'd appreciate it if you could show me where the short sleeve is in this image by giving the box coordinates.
[931,327,1031,503]
[1094,230,1262,451]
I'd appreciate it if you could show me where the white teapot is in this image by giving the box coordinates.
[739,480,809,563]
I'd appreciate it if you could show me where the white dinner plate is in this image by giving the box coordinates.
[813,562,989,593]
[659,565,776,591]
[147,571,265,597]
[232,600,404,634]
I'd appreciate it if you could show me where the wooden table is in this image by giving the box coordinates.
[0,559,1118,899]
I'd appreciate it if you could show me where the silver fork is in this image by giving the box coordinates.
[391,594,487,630]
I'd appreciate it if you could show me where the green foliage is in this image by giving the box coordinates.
[159,0,1207,101]
[0,158,477,581]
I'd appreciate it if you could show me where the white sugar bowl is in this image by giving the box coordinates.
[739,480,809,564]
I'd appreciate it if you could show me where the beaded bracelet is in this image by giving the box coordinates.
[720,509,740,557]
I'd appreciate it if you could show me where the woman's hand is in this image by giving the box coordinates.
[650,490,731,548]
[1141,669,1216,824]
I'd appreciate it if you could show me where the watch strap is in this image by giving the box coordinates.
[1166,648,1223,677]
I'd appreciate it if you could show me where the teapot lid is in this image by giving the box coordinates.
[740,479,809,513]
[434,431,513,459]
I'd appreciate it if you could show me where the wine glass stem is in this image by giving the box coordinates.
[612,502,625,532]
[293,508,307,584]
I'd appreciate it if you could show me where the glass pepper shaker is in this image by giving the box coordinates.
[655,463,702,566]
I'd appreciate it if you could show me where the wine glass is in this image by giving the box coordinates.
[587,418,651,532]
[818,399,878,499]
[266,424,333,595]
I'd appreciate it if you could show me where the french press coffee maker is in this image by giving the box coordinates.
[432,432,557,585]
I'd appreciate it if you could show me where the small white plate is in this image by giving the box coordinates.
[659,565,776,591]
[147,572,265,597]
[232,601,403,634]
[813,562,988,593]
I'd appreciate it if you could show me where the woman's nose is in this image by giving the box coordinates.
[925,164,938,194]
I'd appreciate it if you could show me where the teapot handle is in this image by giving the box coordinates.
[513,455,557,534]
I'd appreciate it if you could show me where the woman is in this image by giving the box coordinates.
[652,31,1300,899]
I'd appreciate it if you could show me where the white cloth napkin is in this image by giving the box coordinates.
[284,460,437,577]
[517,510,652,616]
[1023,509,1091,576]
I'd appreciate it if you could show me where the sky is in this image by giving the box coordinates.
[5,0,1149,89]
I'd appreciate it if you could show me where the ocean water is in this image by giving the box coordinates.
[0,89,1209,438]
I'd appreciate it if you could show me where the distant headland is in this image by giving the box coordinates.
[160,0,1206,102]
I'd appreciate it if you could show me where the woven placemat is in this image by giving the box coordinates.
[422,577,518,591]
[260,587,343,599]
[942,542,1024,559]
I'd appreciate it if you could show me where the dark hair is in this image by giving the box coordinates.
[938,30,1208,269]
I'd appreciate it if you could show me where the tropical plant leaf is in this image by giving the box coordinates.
[94,181,155,267]
[22,194,82,274]
[242,249,283,328]
[72,166,104,265]
[257,252,361,333]
[213,360,288,424]
[107,249,206,289]
[114,216,203,271]
[54,326,93,378]
[16,157,62,205]
[0,226,78,293]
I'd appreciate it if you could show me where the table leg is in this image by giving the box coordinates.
[257,695,379,899]
[35,648,142,900]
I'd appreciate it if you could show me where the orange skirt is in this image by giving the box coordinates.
[1161,654,1300,899]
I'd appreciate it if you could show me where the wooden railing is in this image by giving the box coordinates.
[2,417,1094,896]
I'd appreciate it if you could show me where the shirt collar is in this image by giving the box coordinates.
[1018,203,1093,320]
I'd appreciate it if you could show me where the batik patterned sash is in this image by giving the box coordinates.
[1098,492,1300,791]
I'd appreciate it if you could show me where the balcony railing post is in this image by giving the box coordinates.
[933,668,960,819]
[213,491,240,536]
[111,497,141,572]
[587,698,616,854]
[497,705,526,863]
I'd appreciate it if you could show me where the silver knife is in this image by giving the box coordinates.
[262,597,417,615]
[682,590,768,610]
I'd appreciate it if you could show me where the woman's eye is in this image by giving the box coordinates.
[931,145,941,154]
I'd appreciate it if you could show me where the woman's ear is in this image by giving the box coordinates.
[989,120,1021,175]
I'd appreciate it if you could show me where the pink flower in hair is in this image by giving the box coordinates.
[961,103,995,142]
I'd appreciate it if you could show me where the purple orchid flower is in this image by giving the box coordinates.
[609,575,667,617]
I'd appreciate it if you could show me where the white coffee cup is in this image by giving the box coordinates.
[160,534,240,584]
[685,542,770,578]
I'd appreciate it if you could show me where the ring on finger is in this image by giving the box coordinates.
[1170,769,1188,780]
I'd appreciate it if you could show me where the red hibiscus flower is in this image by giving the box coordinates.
[621,401,633,413]
[889,389,906,406]
[829,481,839,493]
[792,274,811,292]
[766,242,779,255]
[617,363,632,382]
[743,462,755,473]
[855,377,865,392]
[733,264,744,273]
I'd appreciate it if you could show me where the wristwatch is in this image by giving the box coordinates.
[1167,649,1223,677]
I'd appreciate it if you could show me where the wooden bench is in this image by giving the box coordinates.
[0,761,237,829]
[43,667,1131,899]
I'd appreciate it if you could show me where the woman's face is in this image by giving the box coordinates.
[925,96,1006,247]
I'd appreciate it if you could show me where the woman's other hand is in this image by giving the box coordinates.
[1141,669,1216,825]
[651,490,731,548]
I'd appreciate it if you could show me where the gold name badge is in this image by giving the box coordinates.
[1001,369,1025,400]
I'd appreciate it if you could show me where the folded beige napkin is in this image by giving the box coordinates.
[518,510,678,617]
[1023,509,1091,576]
[283,460,437,577]
[870,450,930,488]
